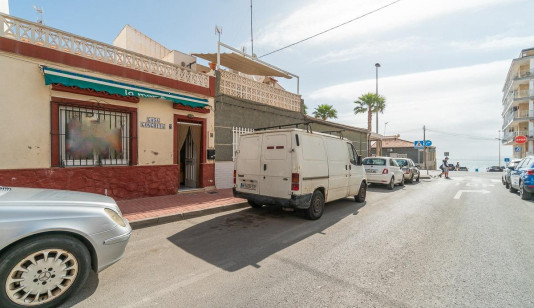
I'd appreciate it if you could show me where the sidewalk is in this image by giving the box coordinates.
[118,188,247,229]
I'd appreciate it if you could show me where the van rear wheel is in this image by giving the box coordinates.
[248,200,263,208]
[305,190,325,220]
[355,182,366,203]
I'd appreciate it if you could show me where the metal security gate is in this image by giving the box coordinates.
[184,128,197,188]
[232,126,254,161]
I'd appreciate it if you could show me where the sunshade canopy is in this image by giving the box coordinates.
[191,52,292,79]
[42,66,209,108]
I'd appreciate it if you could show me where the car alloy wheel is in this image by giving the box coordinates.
[387,177,394,190]
[520,181,532,200]
[5,249,78,306]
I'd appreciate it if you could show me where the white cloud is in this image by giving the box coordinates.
[311,36,427,63]
[307,60,513,159]
[312,34,534,64]
[449,35,534,52]
[255,0,525,49]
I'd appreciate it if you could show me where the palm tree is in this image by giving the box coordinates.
[313,104,338,120]
[302,103,308,115]
[353,93,386,131]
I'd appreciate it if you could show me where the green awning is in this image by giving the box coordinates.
[42,66,209,108]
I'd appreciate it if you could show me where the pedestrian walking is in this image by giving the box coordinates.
[438,157,450,179]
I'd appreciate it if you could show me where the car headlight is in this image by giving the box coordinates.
[104,208,126,227]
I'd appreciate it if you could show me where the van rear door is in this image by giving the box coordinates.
[235,134,262,194]
[260,132,292,198]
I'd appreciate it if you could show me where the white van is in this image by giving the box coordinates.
[233,128,367,220]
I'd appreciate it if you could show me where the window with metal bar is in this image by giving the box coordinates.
[58,106,130,166]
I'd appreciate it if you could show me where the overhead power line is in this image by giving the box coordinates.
[426,128,497,141]
[259,0,402,58]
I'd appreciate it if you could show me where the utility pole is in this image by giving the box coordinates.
[423,125,428,175]
[375,63,381,134]
[250,0,254,56]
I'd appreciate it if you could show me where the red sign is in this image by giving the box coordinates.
[515,135,527,144]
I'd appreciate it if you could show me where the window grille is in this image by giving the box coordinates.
[58,105,131,167]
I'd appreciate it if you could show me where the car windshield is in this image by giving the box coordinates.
[363,158,386,166]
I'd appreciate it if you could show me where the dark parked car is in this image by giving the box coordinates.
[487,166,503,172]
[509,156,534,199]
[502,159,521,189]
[458,166,468,171]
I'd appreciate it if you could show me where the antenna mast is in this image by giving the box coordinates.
[33,5,43,24]
[250,0,254,56]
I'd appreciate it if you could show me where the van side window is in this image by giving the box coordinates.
[346,143,356,164]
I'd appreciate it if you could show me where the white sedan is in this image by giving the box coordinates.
[362,157,405,190]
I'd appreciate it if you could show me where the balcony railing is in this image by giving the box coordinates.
[0,13,210,88]
[219,70,301,112]
[503,130,529,143]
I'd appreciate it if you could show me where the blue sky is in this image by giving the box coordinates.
[8,0,534,162]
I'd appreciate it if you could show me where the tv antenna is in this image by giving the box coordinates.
[33,5,44,24]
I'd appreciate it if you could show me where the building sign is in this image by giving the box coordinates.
[141,117,165,129]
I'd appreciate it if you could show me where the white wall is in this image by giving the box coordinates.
[0,0,9,14]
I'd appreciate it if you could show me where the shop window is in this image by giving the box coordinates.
[58,106,131,166]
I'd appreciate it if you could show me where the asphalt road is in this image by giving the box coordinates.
[65,172,534,308]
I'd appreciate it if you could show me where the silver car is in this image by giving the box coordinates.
[0,186,131,308]
[393,158,420,183]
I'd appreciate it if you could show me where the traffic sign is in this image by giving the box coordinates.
[414,140,432,149]
[514,146,521,153]
[515,135,527,144]
[444,152,449,156]
[504,158,510,162]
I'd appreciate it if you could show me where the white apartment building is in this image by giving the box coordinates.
[502,47,534,158]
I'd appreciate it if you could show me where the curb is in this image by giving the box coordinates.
[128,201,249,230]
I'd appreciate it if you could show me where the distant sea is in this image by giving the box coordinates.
[438,159,503,172]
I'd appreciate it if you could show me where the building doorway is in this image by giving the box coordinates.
[178,122,201,189]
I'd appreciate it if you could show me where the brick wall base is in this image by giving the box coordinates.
[200,163,215,187]
[0,165,179,200]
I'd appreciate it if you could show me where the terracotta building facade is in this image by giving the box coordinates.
[0,14,216,199]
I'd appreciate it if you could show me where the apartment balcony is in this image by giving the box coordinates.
[503,109,534,129]
[219,70,301,112]
[517,69,534,79]
[502,89,534,113]
[0,13,210,89]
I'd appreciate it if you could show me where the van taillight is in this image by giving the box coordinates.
[291,173,299,191]
[382,169,389,174]
[527,170,534,175]
[233,170,236,184]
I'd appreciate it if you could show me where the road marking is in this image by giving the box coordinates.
[491,179,501,183]
[454,189,490,199]
[465,183,495,187]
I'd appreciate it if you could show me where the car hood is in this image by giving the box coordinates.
[0,187,119,210]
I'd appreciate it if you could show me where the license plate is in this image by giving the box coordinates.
[366,169,377,173]
[240,183,256,190]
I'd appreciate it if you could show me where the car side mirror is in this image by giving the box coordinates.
[508,166,515,170]
[357,155,363,166]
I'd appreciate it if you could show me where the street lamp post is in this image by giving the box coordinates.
[498,130,501,167]
[375,63,380,134]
